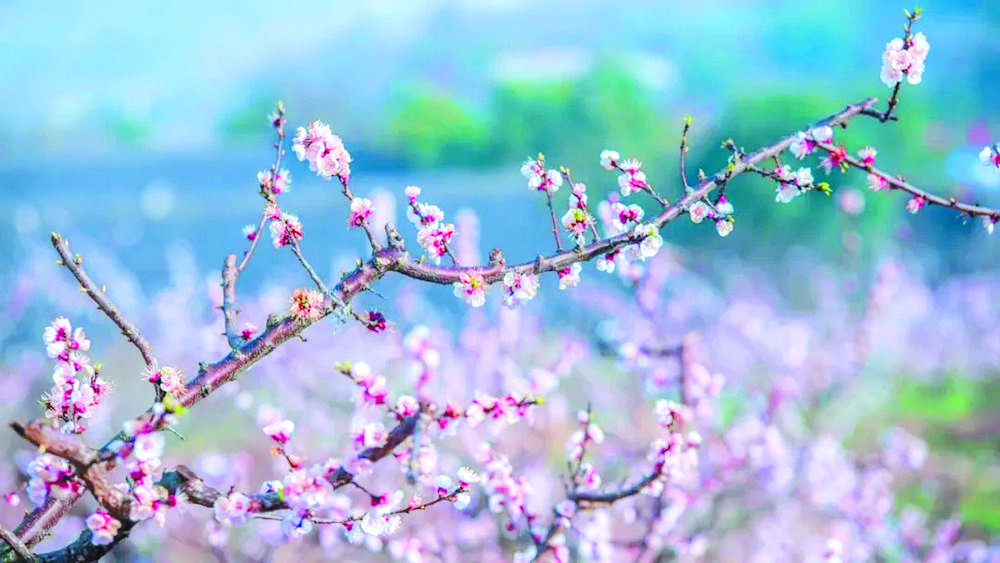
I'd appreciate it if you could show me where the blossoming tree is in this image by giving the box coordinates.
[3,7,1000,562]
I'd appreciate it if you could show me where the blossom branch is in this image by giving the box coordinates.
[679,116,693,191]
[816,141,1000,219]
[49,233,157,373]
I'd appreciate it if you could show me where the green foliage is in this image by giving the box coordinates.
[388,88,492,168]
[221,95,280,143]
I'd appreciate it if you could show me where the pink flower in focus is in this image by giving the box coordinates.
[289,288,326,322]
[867,173,889,191]
[86,510,122,545]
[521,158,562,193]
[293,121,352,179]
[820,146,848,175]
[349,197,374,228]
[269,213,303,248]
[688,201,712,224]
[454,272,488,307]
[858,146,877,166]
[905,195,926,214]
[881,32,930,87]
[239,323,257,342]
[557,263,582,290]
[611,202,644,230]
[502,271,539,308]
[617,159,647,196]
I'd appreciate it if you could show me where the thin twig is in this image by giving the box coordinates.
[545,190,564,251]
[49,234,157,371]
[679,116,693,191]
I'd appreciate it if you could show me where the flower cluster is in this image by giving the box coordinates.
[478,446,536,529]
[520,155,562,194]
[501,271,539,308]
[144,365,185,398]
[40,317,110,432]
[405,186,456,264]
[880,32,929,87]
[292,121,352,180]
[258,168,290,195]
[464,391,538,426]
[86,509,123,545]
[269,212,304,248]
[289,288,326,322]
[774,165,816,203]
[121,431,173,527]
[25,453,81,507]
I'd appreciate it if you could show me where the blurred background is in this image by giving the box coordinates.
[2,0,1000,558]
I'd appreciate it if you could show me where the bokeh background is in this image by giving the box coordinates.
[2,0,1000,559]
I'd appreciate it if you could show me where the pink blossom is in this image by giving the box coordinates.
[43,317,90,360]
[289,288,326,322]
[453,272,488,307]
[599,149,620,170]
[213,491,251,526]
[634,224,663,259]
[416,223,456,264]
[239,323,257,341]
[86,510,122,545]
[134,432,165,462]
[867,173,889,191]
[858,146,877,166]
[905,195,926,214]
[557,263,582,290]
[353,422,388,450]
[881,33,930,86]
[502,271,539,308]
[521,157,562,193]
[611,202,644,229]
[820,146,848,174]
[617,159,647,196]
[242,224,257,241]
[263,419,295,444]
[396,395,419,417]
[348,197,374,228]
[561,208,591,247]
[404,185,421,201]
[293,121,352,179]
[688,201,712,224]
[269,212,303,248]
[258,168,290,195]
